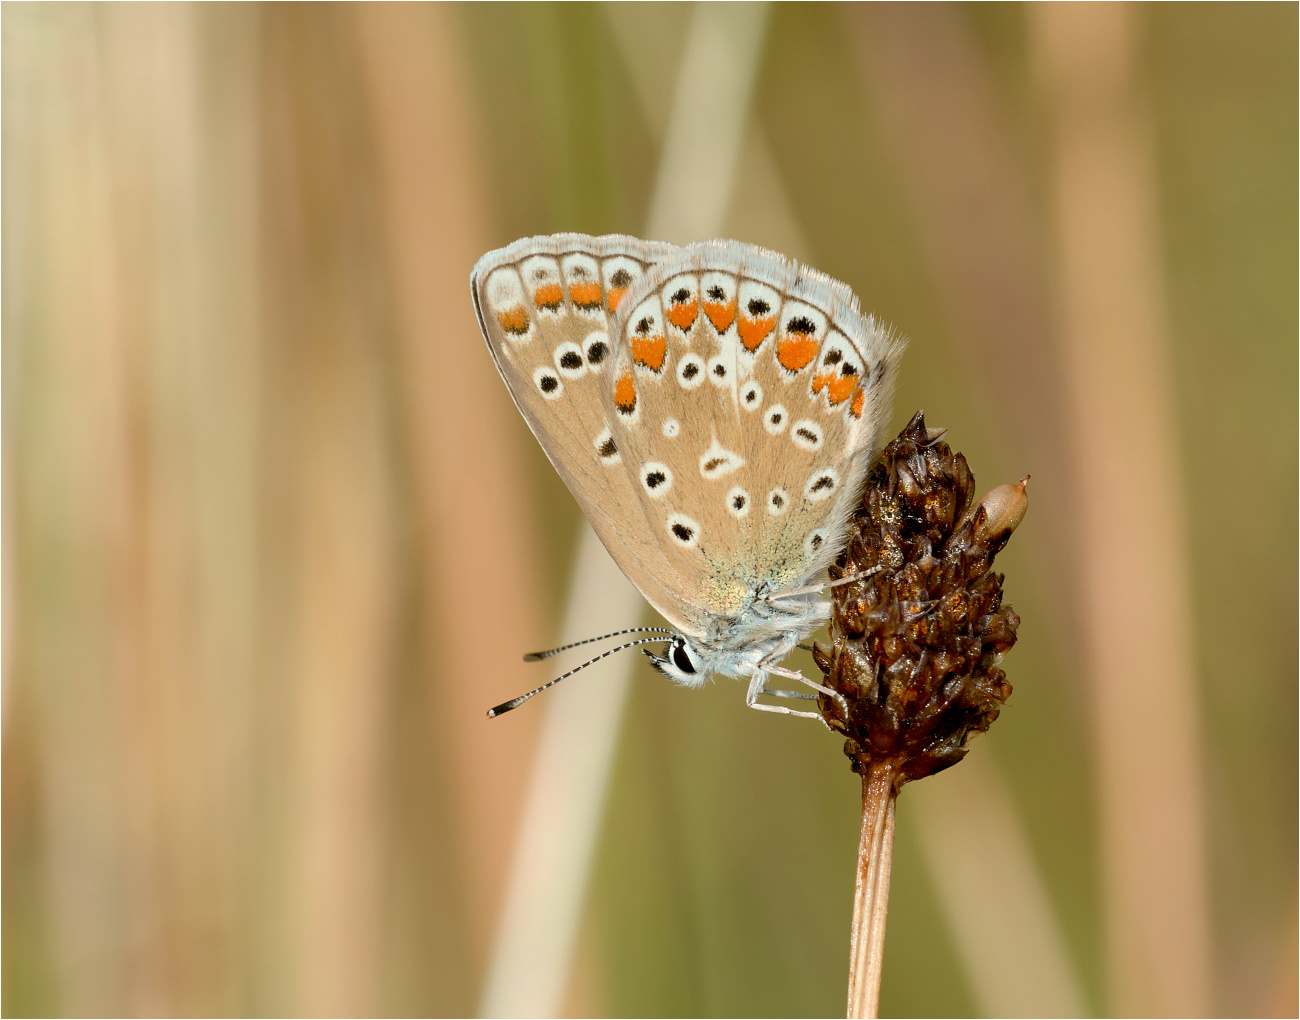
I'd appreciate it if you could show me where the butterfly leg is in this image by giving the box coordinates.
[760,660,851,723]
[767,567,886,603]
[745,671,829,726]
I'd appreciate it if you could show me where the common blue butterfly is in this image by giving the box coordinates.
[472,235,902,720]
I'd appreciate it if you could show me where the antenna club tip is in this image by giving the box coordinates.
[522,652,543,662]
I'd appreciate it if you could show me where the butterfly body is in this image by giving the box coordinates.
[472,234,901,712]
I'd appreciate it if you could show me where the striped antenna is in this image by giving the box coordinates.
[488,637,667,718]
[523,626,673,662]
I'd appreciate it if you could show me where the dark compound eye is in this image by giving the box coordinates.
[672,641,696,674]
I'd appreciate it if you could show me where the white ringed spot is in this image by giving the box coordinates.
[726,486,750,518]
[805,528,829,558]
[698,441,744,479]
[583,331,610,368]
[707,354,731,387]
[662,418,680,438]
[677,354,706,389]
[533,365,562,399]
[740,381,763,410]
[593,427,619,464]
[804,467,839,502]
[767,487,790,516]
[764,404,789,434]
[554,342,586,379]
[666,513,700,548]
[791,419,824,451]
[640,461,673,498]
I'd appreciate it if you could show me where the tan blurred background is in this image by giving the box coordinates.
[3,3,1295,1017]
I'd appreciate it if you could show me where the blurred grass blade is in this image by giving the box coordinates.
[1031,5,1211,1014]
[478,4,770,1016]
[910,753,1089,1017]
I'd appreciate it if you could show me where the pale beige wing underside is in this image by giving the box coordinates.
[598,242,903,624]
[471,234,705,631]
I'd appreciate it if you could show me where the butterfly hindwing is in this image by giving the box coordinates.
[601,242,902,624]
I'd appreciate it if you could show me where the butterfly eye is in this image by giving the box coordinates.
[672,641,696,675]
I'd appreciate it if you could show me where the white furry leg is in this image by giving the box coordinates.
[745,671,833,728]
[760,659,850,723]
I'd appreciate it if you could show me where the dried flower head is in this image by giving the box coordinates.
[814,411,1027,784]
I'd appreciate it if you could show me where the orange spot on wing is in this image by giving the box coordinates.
[665,299,698,331]
[704,299,737,333]
[614,370,637,412]
[606,287,627,312]
[777,334,819,371]
[533,283,563,310]
[497,306,530,335]
[812,372,832,394]
[569,281,602,309]
[827,376,857,405]
[737,315,775,352]
[631,334,667,372]
[850,386,866,419]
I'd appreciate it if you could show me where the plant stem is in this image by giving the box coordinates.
[847,762,898,1019]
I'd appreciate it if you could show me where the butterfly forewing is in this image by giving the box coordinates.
[601,242,902,624]
[472,234,702,629]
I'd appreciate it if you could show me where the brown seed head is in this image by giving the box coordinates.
[814,411,1027,784]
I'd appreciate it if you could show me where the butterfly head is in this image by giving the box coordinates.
[644,634,710,688]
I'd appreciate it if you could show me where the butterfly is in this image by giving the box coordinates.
[471,234,902,722]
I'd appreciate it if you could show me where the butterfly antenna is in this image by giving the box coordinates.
[488,637,667,718]
[522,626,673,662]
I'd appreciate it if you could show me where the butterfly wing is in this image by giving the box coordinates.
[471,234,705,629]
[599,241,903,629]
